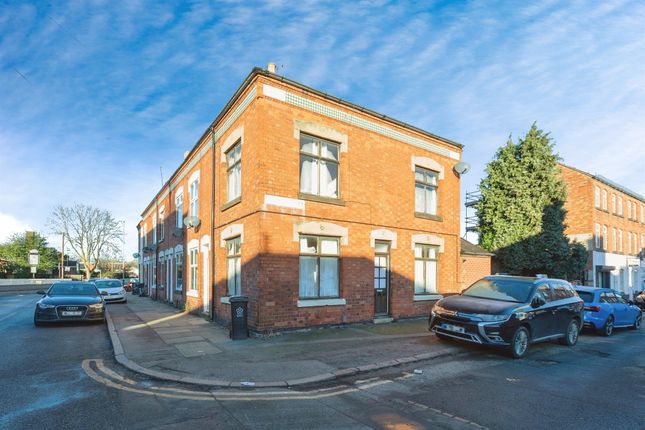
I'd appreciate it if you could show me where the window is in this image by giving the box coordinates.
[595,224,600,249]
[628,232,632,254]
[594,186,600,208]
[633,232,638,255]
[535,284,553,303]
[189,179,199,217]
[602,225,607,250]
[618,197,623,216]
[175,193,183,228]
[374,241,390,290]
[618,230,623,252]
[551,284,570,301]
[641,204,644,223]
[142,224,147,247]
[299,235,339,298]
[152,215,157,244]
[612,228,617,252]
[226,141,241,202]
[189,248,198,292]
[226,237,241,296]
[299,134,339,199]
[611,193,616,214]
[601,190,607,210]
[159,209,165,241]
[175,252,183,291]
[414,244,438,295]
[628,200,632,219]
[415,167,438,216]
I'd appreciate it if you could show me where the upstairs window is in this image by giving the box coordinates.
[594,186,600,208]
[226,237,241,296]
[299,134,339,199]
[595,224,601,249]
[602,225,607,250]
[601,190,607,210]
[189,179,199,218]
[415,166,438,216]
[611,193,616,214]
[175,193,183,228]
[618,230,623,252]
[628,200,632,219]
[152,215,157,244]
[159,210,165,241]
[618,197,623,216]
[612,228,617,252]
[226,141,242,202]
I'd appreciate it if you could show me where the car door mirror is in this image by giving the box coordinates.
[36,290,46,295]
[531,295,546,308]
[100,291,108,296]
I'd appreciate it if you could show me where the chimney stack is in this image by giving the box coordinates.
[267,63,276,73]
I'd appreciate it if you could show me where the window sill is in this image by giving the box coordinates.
[186,290,199,298]
[414,212,443,222]
[221,197,241,212]
[298,193,345,206]
[220,296,230,304]
[414,294,443,301]
[297,298,346,307]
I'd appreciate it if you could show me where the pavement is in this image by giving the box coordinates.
[106,294,461,387]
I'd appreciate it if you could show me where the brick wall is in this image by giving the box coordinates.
[460,255,492,290]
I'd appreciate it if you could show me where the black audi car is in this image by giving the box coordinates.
[34,281,106,326]
[429,275,584,358]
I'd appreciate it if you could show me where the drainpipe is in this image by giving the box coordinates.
[210,125,216,321]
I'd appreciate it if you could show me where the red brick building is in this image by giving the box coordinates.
[138,66,466,332]
[459,238,493,290]
[560,163,645,296]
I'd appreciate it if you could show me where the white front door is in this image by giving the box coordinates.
[202,246,209,313]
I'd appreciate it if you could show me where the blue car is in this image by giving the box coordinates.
[575,287,642,336]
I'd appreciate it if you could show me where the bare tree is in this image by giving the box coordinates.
[50,204,123,280]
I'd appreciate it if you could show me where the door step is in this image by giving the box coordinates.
[373,316,393,324]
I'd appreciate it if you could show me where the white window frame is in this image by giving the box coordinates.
[152,215,157,244]
[618,229,623,252]
[618,197,623,216]
[226,140,242,203]
[594,186,600,208]
[602,225,607,250]
[601,189,607,211]
[627,200,632,219]
[595,224,601,249]
[298,235,340,299]
[414,243,438,295]
[175,192,184,229]
[159,209,165,242]
[415,166,439,216]
[612,227,617,252]
[611,193,616,214]
[299,133,340,199]
[188,247,198,295]
[226,236,241,296]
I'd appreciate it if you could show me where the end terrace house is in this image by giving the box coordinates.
[137,66,466,332]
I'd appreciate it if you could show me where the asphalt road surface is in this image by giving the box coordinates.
[1,293,643,430]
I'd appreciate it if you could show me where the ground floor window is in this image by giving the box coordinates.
[189,248,198,292]
[175,252,183,291]
[414,244,438,294]
[299,235,339,298]
[226,236,241,296]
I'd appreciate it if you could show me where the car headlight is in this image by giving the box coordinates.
[89,303,104,310]
[120,288,126,294]
[473,313,510,322]
[431,304,445,316]
[38,303,55,309]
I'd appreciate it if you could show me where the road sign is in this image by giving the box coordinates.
[29,249,39,266]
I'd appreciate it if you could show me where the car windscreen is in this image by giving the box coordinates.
[462,279,533,303]
[95,280,122,289]
[577,291,594,303]
[48,283,98,296]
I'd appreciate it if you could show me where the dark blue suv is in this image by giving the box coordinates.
[429,276,584,358]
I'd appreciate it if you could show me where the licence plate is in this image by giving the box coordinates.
[441,323,465,333]
[62,311,82,316]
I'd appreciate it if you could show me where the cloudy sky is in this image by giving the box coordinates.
[1,0,644,256]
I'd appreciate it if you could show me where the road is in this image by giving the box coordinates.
[1,293,643,429]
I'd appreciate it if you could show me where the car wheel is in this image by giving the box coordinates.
[599,316,614,336]
[508,326,530,359]
[631,314,642,330]
[559,319,580,346]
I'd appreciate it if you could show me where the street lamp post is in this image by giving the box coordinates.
[121,220,126,288]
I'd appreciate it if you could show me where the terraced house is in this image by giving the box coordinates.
[560,164,645,297]
[137,66,467,332]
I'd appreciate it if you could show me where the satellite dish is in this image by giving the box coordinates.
[132,252,140,259]
[183,216,201,228]
[453,161,471,175]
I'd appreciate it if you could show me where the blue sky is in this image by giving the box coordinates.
[1,0,644,256]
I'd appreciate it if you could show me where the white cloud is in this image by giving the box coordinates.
[0,213,32,242]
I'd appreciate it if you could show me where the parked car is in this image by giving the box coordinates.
[34,281,106,326]
[575,287,642,336]
[429,275,584,358]
[93,278,127,303]
[634,291,645,311]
